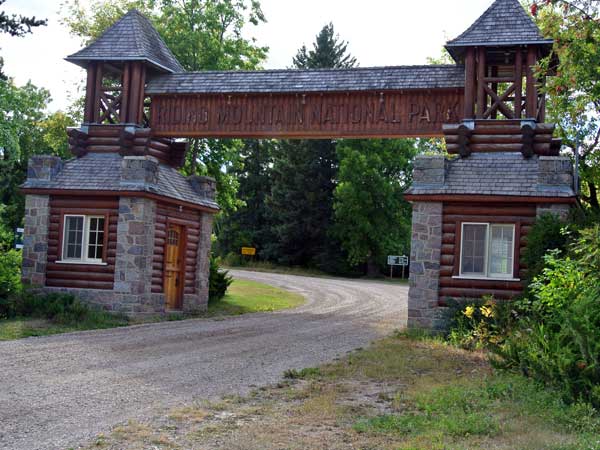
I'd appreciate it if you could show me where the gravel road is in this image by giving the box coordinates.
[0,270,407,450]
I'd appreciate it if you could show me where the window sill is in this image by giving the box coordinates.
[453,275,520,282]
[55,260,108,266]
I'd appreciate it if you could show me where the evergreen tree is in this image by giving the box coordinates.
[217,140,275,258]
[266,24,356,273]
[0,0,47,80]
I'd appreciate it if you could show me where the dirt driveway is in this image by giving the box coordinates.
[0,270,407,450]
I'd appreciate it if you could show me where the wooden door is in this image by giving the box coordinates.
[164,224,184,310]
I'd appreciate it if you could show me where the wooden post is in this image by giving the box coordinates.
[538,77,546,122]
[514,48,523,119]
[137,66,146,125]
[526,46,538,119]
[120,63,131,123]
[93,63,104,123]
[491,65,498,119]
[84,63,97,123]
[476,47,486,119]
[464,48,475,119]
[128,62,142,124]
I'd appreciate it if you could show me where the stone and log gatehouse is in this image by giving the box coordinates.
[20,0,576,325]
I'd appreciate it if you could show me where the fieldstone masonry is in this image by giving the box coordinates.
[21,195,50,287]
[407,202,444,330]
[114,196,157,312]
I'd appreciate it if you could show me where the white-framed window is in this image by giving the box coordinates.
[459,222,515,279]
[61,215,106,264]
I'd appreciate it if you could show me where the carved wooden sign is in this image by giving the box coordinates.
[149,90,464,138]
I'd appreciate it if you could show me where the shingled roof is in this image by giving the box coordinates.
[406,153,575,198]
[66,9,183,73]
[445,0,553,60]
[145,65,465,95]
[22,153,218,210]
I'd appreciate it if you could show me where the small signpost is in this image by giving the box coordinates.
[387,255,409,279]
[14,227,24,250]
[241,247,256,256]
[241,247,256,263]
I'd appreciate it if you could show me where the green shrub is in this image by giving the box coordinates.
[209,255,233,303]
[1,290,129,329]
[493,225,600,408]
[522,213,571,285]
[0,249,22,313]
[446,296,516,350]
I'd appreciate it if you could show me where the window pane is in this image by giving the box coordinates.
[87,217,105,261]
[63,216,83,259]
[489,225,514,276]
[461,224,487,275]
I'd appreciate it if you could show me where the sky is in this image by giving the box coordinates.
[0,0,495,112]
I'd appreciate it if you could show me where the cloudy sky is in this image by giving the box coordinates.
[0,0,495,111]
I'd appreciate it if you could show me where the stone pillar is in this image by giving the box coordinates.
[412,155,446,186]
[184,213,214,313]
[538,156,573,188]
[407,202,443,330]
[113,197,156,312]
[406,155,446,330]
[21,195,50,286]
[536,203,571,220]
[536,155,574,221]
[188,175,217,200]
[21,156,63,287]
[27,155,63,181]
[120,155,159,187]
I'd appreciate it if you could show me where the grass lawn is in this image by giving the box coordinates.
[0,313,129,341]
[208,279,305,316]
[85,333,600,450]
[0,279,304,341]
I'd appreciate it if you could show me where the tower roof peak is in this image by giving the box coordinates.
[66,9,184,73]
[446,0,552,61]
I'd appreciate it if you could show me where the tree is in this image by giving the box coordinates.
[333,139,417,276]
[0,0,46,36]
[216,140,275,258]
[0,0,47,79]
[292,23,356,69]
[266,23,357,273]
[0,79,54,240]
[530,0,600,211]
[61,0,268,213]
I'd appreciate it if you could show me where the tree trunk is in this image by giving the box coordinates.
[588,181,600,211]
[366,254,380,278]
[190,138,199,174]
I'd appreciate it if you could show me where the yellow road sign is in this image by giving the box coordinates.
[241,247,256,256]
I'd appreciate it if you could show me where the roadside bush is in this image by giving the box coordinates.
[209,255,233,303]
[493,225,600,408]
[0,249,22,306]
[521,213,571,285]
[1,290,130,328]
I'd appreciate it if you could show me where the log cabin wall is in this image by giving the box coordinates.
[46,195,119,290]
[443,120,561,157]
[438,201,536,305]
[68,125,186,168]
[151,201,202,296]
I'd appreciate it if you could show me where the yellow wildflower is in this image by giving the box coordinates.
[480,305,494,318]
[464,305,476,319]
